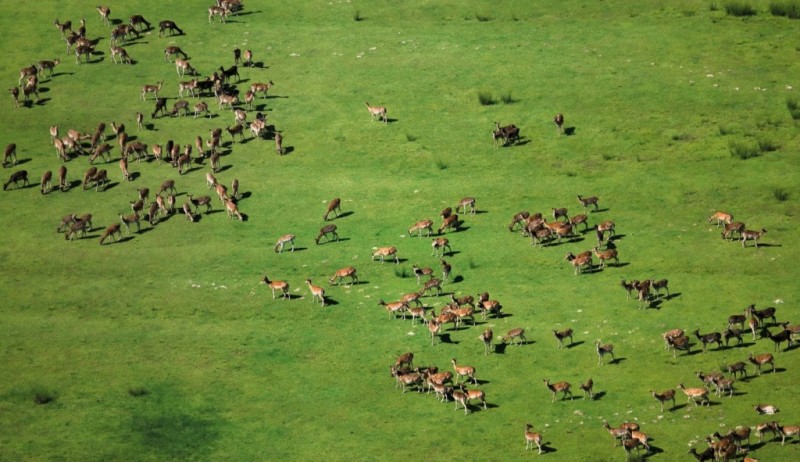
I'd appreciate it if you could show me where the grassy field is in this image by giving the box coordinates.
[1,1,799,460]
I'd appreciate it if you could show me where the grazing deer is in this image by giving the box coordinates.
[36,59,60,78]
[507,211,530,231]
[99,223,122,244]
[170,100,190,117]
[208,6,230,23]
[151,98,168,119]
[554,113,564,134]
[754,404,779,415]
[315,224,338,244]
[677,384,710,407]
[543,379,572,402]
[777,424,799,446]
[225,199,243,221]
[592,246,619,268]
[39,170,52,194]
[56,166,67,192]
[553,328,574,349]
[157,179,176,196]
[708,211,733,227]
[305,279,325,306]
[129,14,151,31]
[741,228,767,248]
[722,327,743,346]
[119,212,140,234]
[251,81,275,99]
[565,252,593,275]
[568,213,589,232]
[458,197,476,215]
[393,352,414,370]
[329,266,358,286]
[274,234,295,253]
[579,378,594,400]
[323,198,341,221]
[275,132,285,155]
[577,195,599,212]
[2,143,17,167]
[602,421,639,447]
[666,334,691,357]
[419,278,442,297]
[159,20,183,37]
[431,238,450,257]
[748,353,775,375]
[595,340,615,365]
[438,213,460,234]
[693,329,722,352]
[109,45,132,64]
[175,59,196,77]
[722,221,746,241]
[261,276,289,300]
[502,328,527,346]
[408,220,433,237]
[406,303,425,323]
[3,170,29,191]
[164,46,188,62]
[187,194,212,214]
[365,102,387,123]
[215,183,228,203]
[372,246,398,264]
[180,202,195,222]
[651,389,676,413]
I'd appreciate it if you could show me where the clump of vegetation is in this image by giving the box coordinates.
[757,136,780,152]
[500,93,514,104]
[128,387,149,397]
[475,13,491,22]
[724,1,757,15]
[393,267,408,278]
[729,140,760,159]
[434,159,447,170]
[32,388,56,405]
[773,188,790,201]
[770,1,800,18]
[477,91,495,106]
[405,133,417,142]
[718,124,737,135]
[787,97,800,119]
[352,10,363,22]
[709,2,720,11]
[601,153,615,161]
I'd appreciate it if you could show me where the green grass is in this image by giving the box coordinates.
[1,1,799,461]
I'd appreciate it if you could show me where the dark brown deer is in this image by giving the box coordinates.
[745,304,777,326]
[553,328,574,349]
[438,213,460,234]
[164,46,188,62]
[577,195,599,212]
[324,198,341,220]
[508,211,530,231]
[187,194,212,214]
[741,228,767,248]
[99,223,122,244]
[39,170,52,194]
[158,20,183,37]
[693,329,723,352]
[2,143,17,167]
[315,224,338,244]
[3,170,29,190]
[554,113,564,134]
[721,221,745,241]
[275,131,284,155]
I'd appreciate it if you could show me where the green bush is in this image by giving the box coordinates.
[724,1,757,15]
[500,93,514,104]
[477,91,495,106]
[773,188,790,201]
[729,140,760,159]
[787,97,800,119]
[770,1,800,18]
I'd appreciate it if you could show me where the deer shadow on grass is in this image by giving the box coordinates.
[282,146,295,156]
[136,226,156,235]
[564,127,576,136]
[566,340,585,349]
[450,275,464,284]
[335,211,354,219]
[9,158,32,166]
[590,391,607,401]
[438,333,458,344]
[607,357,626,365]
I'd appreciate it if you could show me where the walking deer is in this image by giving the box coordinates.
[741,228,767,248]
[225,199,243,221]
[305,279,325,306]
[458,197,476,214]
[275,132,285,155]
[119,213,140,234]
[651,389,676,413]
[677,384,710,407]
[329,266,358,286]
[261,276,289,300]
[109,45,132,64]
[251,81,275,99]
[365,102,387,123]
[593,246,619,268]
[708,211,733,227]
[503,328,527,346]
[372,246,398,263]
[747,353,775,375]
[577,195,599,212]
[409,220,433,237]
[543,379,572,402]
[274,234,295,253]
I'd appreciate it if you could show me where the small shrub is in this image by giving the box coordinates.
[770,1,800,18]
[718,124,737,135]
[405,133,417,142]
[352,10,363,22]
[468,259,478,269]
[757,137,779,152]
[128,387,149,397]
[724,1,757,16]
[683,9,697,16]
[393,267,408,278]
[729,140,760,159]
[787,97,800,119]
[475,13,491,22]
[434,159,447,170]
[709,2,720,11]
[500,93,514,104]
[32,389,55,405]
[773,188,790,201]
[477,91,495,106]
[601,153,615,161]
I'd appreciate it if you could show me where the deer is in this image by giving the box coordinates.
[219,65,240,82]
[523,424,544,454]
[666,334,692,357]
[329,266,358,286]
[722,327,743,346]
[754,404,780,415]
[459,385,486,412]
[242,49,253,67]
[179,202,195,222]
[427,317,441,345]
[507,211,530,231]
[457,197,476,215]
[109,45,132,64]
[157,179,176,197]
[170,100,190,117]
[602,421,640,447]
[225,200,243,221]
[99,223,122,245]
[419,278,442,297]
[323,198,341,220]
[553,328,574,349]
[651,389,676,413]
[438,213,460,234]
[250,81,275,99]
[431,238,451,257]
[9,87,20,108]
[151,98,168,119]
[208,5,230,23]
[408,220,433,237]
[119,212,140,234]
[711,376,735,398]
[140,81,163,100]
[543,379,572,403]
[478,329,493,355]
[119,157,131,181]
[760,327,793,352]
[54,166,67,192]
[36,59,60,79]
[305,279,325,306]
[741,228,767,248]
[477,294,502,320]
[502,328,527,346]
[379,300,407,319]
[724,361,747,380]
[450,359,477,385]
[553,113,565,134]
[745,304,777,326]
[37,170,53,194]
[273,234,295,253]
[720,221,746,241]
[2,143,17,167]
[688,447,715,462]
[315,224,338,244]
[260,275,289,300]
[164,46,188,63]
[393,352,414,370]
[365,102,387,123]
[748,352,776,375]
[678,383,710,406]
[54,18,72,37]
[412,265,433,284]
[565,252,592,275]
[492,123,519,147]
[593,246,619,268]
[175,59,196,77]
[215,183,229,203]
[579,378,594,400]
[187,195,212,214]
[159,20,183,37]
[390,367,423,394]
[747,316,760,341]
[3,170,29,191]
[275,132,285,155]
[440,259,451,282]
[577,195,599,212]
[776,424,799,446]
[693,329,722,352]
[595,340,615,365]
[372,246,398,264]
[708,211,733,226]
[219,94,239,111]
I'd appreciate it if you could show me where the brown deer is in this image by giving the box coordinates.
[776,424,799,446]
[408,220,433,237]
[554,113,564,134]
[440,259,451,282]
[305,279,325,306]
[708,211,733,226]
[508,211,530,231]
[438,213,460,234]
[741,228,767,248]
[721,221,746,240]
[88,142,110,164]
[99,223,122,245]
[37,59,60,78]
[250,81,275,99]
[261,276,289,300]
[552,207,569,222]
[459,384,486,412]
[524,424,544,453]
[577,195,599,212]
[412,265,433,284]
[754,404,779,415]
[365,102,387,123]
[56,166,67,192]
[225,200,243,221]
[431,238,450,257]
[503,328,527,346]
[666,333,691,357]
[109,45,132,64]
[458,197,476,215]
[175,59,196,77]
[315,224,338,244]
[140,81,163,100]
[478,329,493,355]
[565,252,592,275]
[595,340,615,365]
[569,213,589,232]
[329,266,358,286]
[275,132,285,155]
[593,246,619,268]
[372,246,398,264]
[602,421,640,447]
[119,212,140,234]
[579,378,594,400]
[553,328,574,349]
[39,170,52,194]
[208,5,230,23]
[651,389,676,412]
[158,20,183,37]
[164,46,188,62]
[9,87,20,108]
[693,329,722,352]
[274,234,295,253]
[543,379,572,402]
[3,143,17,167]
[96,6,111,25]
[427,317,441,345]
[3,170,29,191]
[677,384,710,407]
[419,278,442,297]
[187,195,212,214]
[451,359,477,385]
[194,102,210,118]
[324,198,341,221]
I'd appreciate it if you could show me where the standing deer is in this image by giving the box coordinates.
[141,81,163,100]
[40,170,52,194]
[9,87,20,108]
[577,195,599,212]
[305,279,325,306]
[225,200,243,221]
[329,267,358,286]
[275,132,284,155]
[458,197,476,214]
[431,238,451,257]
[595,340,615,365]
[543,379,572,402]
[372,246,398,263]
[554,113,564,134]
[651,389,676,413]
[261,276,289,300]
[97,6,111,26]
[3,143,17,167]
[365,102,387,123]
[57,166,67,192]
[741,228,767,248]
[479,329,493,355]
[274,234,295,253]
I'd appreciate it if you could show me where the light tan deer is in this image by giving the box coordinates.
[708,211,733,226]
[274,234,295,253]
[747,353,775,375]
[503,328,527,346]
[141,81,163,100]
[250,81,275,98]
[261,276,289,300]
[677,384,710,406]
[329,266,358,286]
[372,246,398,264]
[324,198,341,221]
[97,6,111,26]
[365,102,387,123]
[458,197,476,214]
[431,237,451,257]
[543,379,572,402]
[595,340,615,365]
[525,424,544,454]
[175,59,196,77]
[305,279,325,306]
[408,220,433,237]
[225,199,243,221]
[451,359,477,385]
